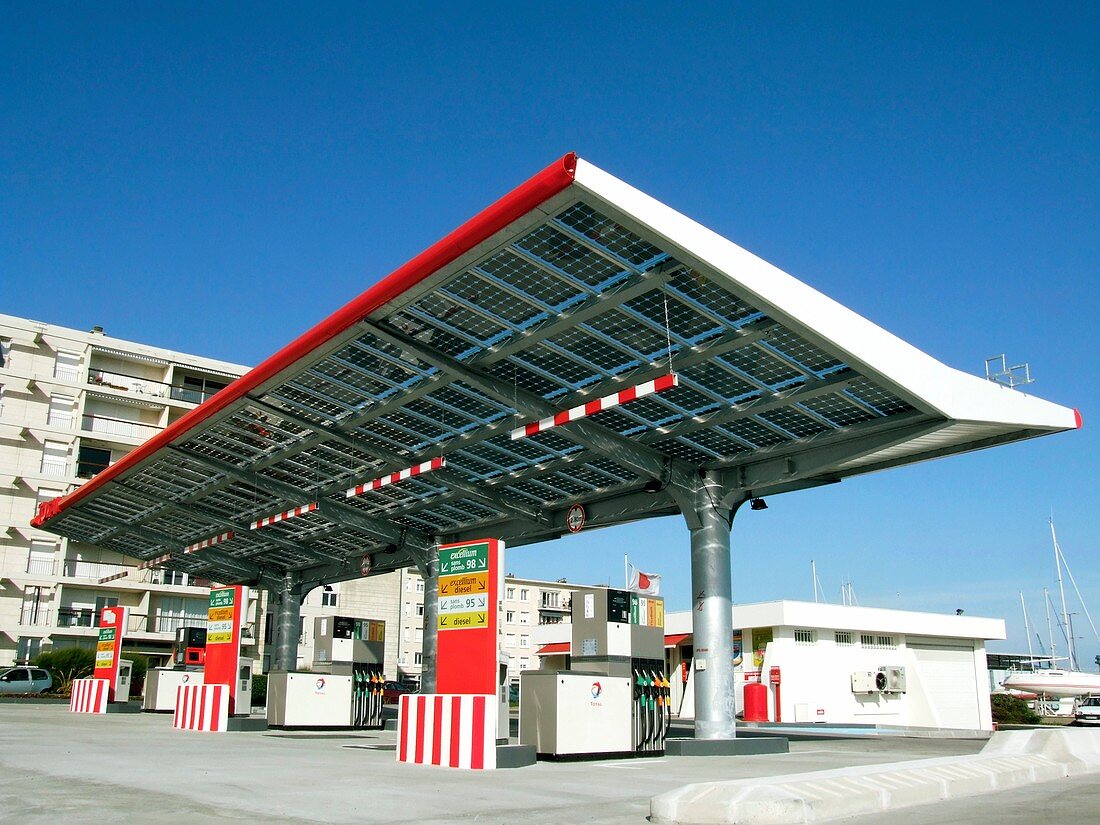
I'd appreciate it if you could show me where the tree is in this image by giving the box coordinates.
[33,647,94,693]
[991,693,1041,726]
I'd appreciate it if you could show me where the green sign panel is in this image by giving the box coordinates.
[438,542,489,576]
[209,588,236,609]
[98,627,116,642]
[630,593,640,624]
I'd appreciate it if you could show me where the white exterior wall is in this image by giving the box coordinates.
[0,314,250,667]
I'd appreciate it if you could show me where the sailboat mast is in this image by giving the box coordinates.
[1051,519,1077,670]
[1020,592,1035,661]
[1045,586,1056,665]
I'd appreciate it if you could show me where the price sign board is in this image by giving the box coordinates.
[435,538,503,695]
[93,606,127,701]
[203,584,249,715]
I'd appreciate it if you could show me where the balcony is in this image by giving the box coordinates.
[56,608,96,628]
[18,606,51,626]
[26,557,57,576]
[81,413,163,442]
[58,560,210,588]
[54,610,209,635]
[39,457,69,478]
[88,368,170,400]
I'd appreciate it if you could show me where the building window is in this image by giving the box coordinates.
[416,603,424,616]
[505,633,516,647]
[403,627,411,642]
[860,634,875,647]
[414,627,423,642]
[53,350,82,382]
[416,579,425,592]
[264,613,273,645]
[520,588,529,600]
[519,635,529,648]
[506,587,515,600]
[0,338,10,368]
[541,591,559,608]
[506,611,514,623]
[519,611,529,625]
[47,394,76,429]
[860,634,897,649]
[519,657,530,670]
[77,445,112,478]
[321,590,337,607]
[835,631,854,645]
[794,629,816,645]
[876,635,896,648]
[40,440,69,477]
[16,637,42,664]
[298,615,307,644]
[414,652,422,665]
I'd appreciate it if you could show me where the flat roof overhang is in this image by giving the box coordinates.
[32,153,1081,590]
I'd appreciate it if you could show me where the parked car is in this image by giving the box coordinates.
[0,667,53,694]
[383,680,416,704]
[1075,695,1100,725]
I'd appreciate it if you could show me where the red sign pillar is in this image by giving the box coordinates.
[203,585,249,715]
[94,605,128,701]
[769,666,782,723]
[435,539,503,696]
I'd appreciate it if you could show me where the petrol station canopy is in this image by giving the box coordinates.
[32,154,1080,588]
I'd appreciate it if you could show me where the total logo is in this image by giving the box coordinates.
[182,674,191,684]
[591,681,602,699]
[315,677,326,692]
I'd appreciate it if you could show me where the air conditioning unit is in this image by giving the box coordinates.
[879,666,907,693]
[850,671,879,694]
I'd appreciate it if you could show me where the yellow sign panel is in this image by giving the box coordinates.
[368,620,385,642]
[208,606,234,623]
[653,600,664,628]
[437,610,489,631]
[96,640,115,653]
[438,571,488,597]
[207,630,233,644]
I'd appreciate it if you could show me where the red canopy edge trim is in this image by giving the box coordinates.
[664,633,691,646]
[32,153,578,529]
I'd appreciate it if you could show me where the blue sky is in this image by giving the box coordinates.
[3,4,1097,665]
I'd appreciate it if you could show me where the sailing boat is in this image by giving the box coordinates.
[1002,520,1100,698]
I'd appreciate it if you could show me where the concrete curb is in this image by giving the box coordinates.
[650,729,1100,824]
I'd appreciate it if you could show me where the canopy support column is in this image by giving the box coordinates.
[685,471,746,740]
[411,541,440,693]
[272,573,303,672]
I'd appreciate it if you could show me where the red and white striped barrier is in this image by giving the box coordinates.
[345,456,446,498]
[174,683,230,732]
[510,373,679,439]
[138,552,174,569]
[250,502,318,530]
[397,693,497,770]
[70,678,110,714]
[97,570,130,584]
[184,530,234,554]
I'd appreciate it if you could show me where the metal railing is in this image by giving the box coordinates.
[56,608,95,628]
[81,413,163,441]
[46,412,75,430]
[40,457,69,477]
[53,365,83,382]
[87,368,170,399]
[18,606,51,626]
[147,614,209,634]
[61,559,128,580]
[26,557,57,576]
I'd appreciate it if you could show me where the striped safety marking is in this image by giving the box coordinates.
[397,693,496,769]
[184,531,234,554]
[509,373,679,440]
[250,502,318,530]
[70,678,109,714]
[345,457,446,499]
[173,683,229,732]
[138,552,174,570]
[98,570,130,584]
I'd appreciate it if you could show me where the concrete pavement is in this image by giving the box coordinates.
[0,704,1096,823]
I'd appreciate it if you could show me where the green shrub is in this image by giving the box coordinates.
[251,673,267,707]
[33,647,94,693]
[120,649,148,693]
[991,692,1041,725]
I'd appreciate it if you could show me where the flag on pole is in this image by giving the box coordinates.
[628,566,661,596]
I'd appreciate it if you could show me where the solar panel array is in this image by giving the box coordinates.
[44,196,924,582]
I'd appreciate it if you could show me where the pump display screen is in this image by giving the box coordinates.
[607,589,631,624]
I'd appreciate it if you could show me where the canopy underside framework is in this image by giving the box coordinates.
[33,155,1078,589]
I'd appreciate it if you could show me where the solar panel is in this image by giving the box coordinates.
[31,156,1076,586]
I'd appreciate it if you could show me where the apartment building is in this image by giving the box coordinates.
[0,314,255,667]
[395,569,577,687]
[0,314,416,680]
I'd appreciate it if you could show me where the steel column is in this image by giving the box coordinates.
[416,548,440,694]
[687,471,745,739]
[272,573,303,671]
